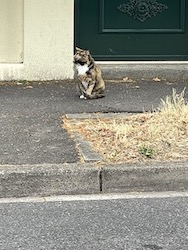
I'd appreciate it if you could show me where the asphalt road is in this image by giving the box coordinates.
[0,193,188,250]
[0,81,188,164]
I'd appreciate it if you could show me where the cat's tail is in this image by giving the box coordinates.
[85,93,105,99]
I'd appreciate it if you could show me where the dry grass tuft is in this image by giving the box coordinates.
[63,89,188,163]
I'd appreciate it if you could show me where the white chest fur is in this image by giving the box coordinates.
[76,64,89,76]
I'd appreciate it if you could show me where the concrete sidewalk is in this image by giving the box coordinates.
[0,79,188,197]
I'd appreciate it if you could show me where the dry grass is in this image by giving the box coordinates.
[63,89,188,163]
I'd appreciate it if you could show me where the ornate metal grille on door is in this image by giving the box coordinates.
[118,0,168,22]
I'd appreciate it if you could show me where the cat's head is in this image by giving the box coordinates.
[74,47,91,65]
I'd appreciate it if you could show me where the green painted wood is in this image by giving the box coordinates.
[75,0,188,60]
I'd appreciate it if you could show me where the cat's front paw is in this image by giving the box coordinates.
[80,95,87,100]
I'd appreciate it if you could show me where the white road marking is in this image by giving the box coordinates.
[0,191,188,204]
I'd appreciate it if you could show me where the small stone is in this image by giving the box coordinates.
[153,77,161,82]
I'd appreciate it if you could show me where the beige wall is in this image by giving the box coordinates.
[0,0,74,80]
[0,0,23,63]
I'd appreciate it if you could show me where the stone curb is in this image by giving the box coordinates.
[0,162,187,198]
[102,162,188,193]
[100,63,188,81]
[65,112,136,120]
[0,163,100,198]
[74,134,103,162]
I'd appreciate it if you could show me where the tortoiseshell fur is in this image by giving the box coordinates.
[74,47,105,99]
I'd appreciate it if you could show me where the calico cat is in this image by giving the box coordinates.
[74,47,105,99]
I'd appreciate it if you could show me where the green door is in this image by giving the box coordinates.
[75,0,188,60]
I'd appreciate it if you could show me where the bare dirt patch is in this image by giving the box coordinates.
[63,89,188,164]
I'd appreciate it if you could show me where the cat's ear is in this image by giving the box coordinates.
[87,50,93,61]
[86,50,90,56]
[76,47,81,51]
